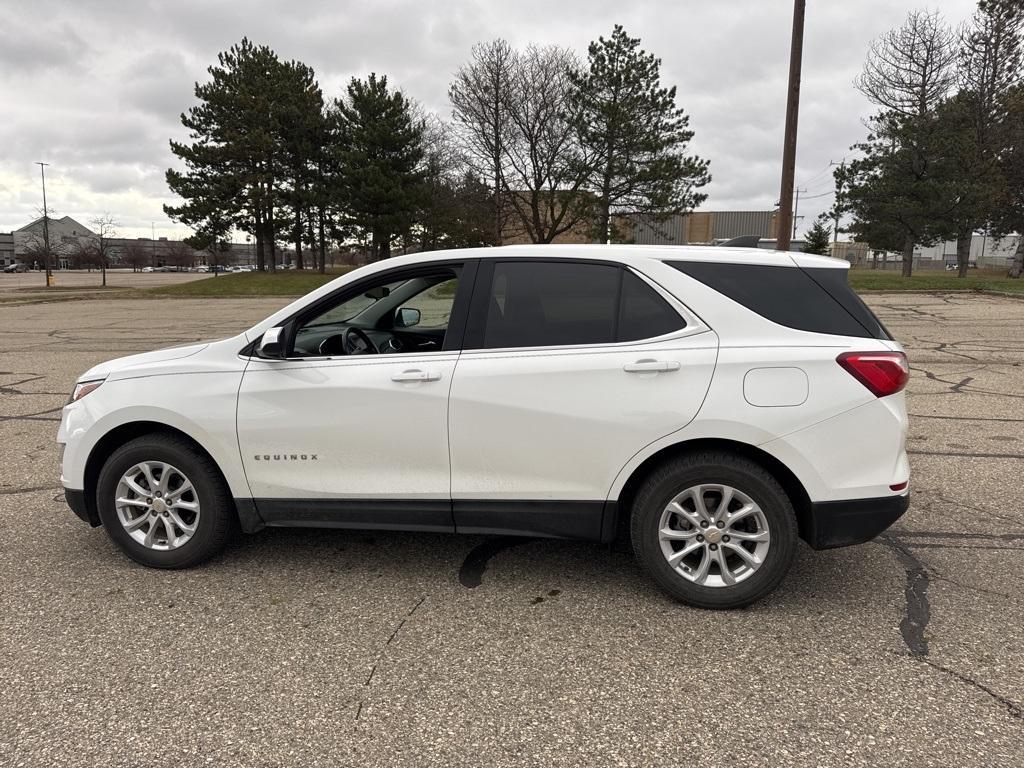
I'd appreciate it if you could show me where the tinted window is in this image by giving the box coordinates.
[804,267,892,340]
[483,262,620,348]
[668,261,889,340]
[618,271,686,341]
[480,262,685,349]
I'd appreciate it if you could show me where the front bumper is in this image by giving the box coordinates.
[65,488,100,527]
[800,493,909,550]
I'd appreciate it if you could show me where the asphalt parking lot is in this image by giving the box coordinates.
[1,292,1022,767]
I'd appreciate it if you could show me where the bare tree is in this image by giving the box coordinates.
[66,238,100,271]
[449,39,516,244]
[121,242,150,272]
[502,45,595,243]
[18,231,51,271]
[165,240,197,270]
[89,215,119,287]
[856,9,958,120]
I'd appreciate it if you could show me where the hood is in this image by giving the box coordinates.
[78,342,210,382]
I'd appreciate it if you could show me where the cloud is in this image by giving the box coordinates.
[0,19,92,75]
[0,0,980,237]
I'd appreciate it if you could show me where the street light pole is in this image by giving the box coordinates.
[35,161,52,286]
[830,159,846,244]
[775,0,806,252]
[792,187,806,240]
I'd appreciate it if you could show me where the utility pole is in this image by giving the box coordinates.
[775,0,806,252]
[35,162,52,286]
[151,221,156,267]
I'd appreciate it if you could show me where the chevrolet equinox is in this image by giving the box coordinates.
[58,245,910,608]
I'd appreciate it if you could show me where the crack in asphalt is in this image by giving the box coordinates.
[908,449,1024,460]
[896,530,1024,542]
[912,489,1024,527]
[909,413,1024,423]
[921,659,1024,721]
[881,532,1024,723]
[0,484,61,496]
[881,534,931,657]
[355,595,428,721]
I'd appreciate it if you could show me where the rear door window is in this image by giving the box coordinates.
[668,261,891,340]
[478,261,685,349]
[618,270,686,341]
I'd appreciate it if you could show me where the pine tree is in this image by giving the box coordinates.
[166,39,283,270]
[332,74,426,260]
[849,10,960,276]
[569,25,710,242]
[802,217,832,256]
[947,0,1024,276]
[166,40,326,271]
[993,84,1024,277]
[275,59,325,270]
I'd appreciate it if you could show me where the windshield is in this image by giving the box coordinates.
[305,279,408,327]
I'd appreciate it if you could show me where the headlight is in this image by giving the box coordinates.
[70,379,104,403]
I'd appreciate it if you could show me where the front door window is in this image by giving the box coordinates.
[292,269,459,356]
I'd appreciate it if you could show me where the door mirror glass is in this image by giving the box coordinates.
[258,326,285,358]
[394,307,421,328]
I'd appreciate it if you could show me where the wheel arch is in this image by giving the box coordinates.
[82,421,240,529]
[611,438,813,544]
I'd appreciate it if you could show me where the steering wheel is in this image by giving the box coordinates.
[341,326,379,355]
[316,326,380,356]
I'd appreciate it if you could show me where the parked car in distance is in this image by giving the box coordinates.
[58,245,909,608]
[3,262,28,273]
[191,265,210,273]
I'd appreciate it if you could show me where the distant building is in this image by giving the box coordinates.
[0,231,13,266]
[616,210,779,245]
[0,215,268,268]
[913,234,1020,269]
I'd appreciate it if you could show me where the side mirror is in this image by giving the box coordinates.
[257,326,285,359]
[394,307,421,328]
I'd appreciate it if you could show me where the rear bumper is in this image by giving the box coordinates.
[800,493,909,550]
[65,488,100,527]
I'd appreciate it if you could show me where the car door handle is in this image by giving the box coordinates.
[623,359,681,373]
[391,369,442,383]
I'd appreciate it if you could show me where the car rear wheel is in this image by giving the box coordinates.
[630,451,798,609]
[96,434,236,568]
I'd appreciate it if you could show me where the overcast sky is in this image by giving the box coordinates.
[0,0,979,240]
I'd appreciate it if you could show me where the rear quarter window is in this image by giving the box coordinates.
[668,261,890,340]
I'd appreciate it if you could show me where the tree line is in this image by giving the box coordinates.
[165,27,710,271]
[837,0,1024,277]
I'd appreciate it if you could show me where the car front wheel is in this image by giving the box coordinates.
[96,434,236,568]
[630,452,798,609]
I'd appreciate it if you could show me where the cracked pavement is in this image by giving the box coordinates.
[1,292,1023,767]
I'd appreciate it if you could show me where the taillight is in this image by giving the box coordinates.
[836,351,909,397]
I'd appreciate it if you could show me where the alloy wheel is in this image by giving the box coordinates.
[658,484,771,587]
[114,461,201,551]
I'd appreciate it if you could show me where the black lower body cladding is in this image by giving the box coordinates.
[800,494,909,549]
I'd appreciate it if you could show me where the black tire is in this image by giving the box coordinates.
[630,451,797,609]
[96,433,236,569]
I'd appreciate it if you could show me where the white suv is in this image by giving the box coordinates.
[58,245,909,608]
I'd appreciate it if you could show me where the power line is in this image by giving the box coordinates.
[797,162,832,187]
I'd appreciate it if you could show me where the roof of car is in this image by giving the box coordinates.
[389,244,848,270]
